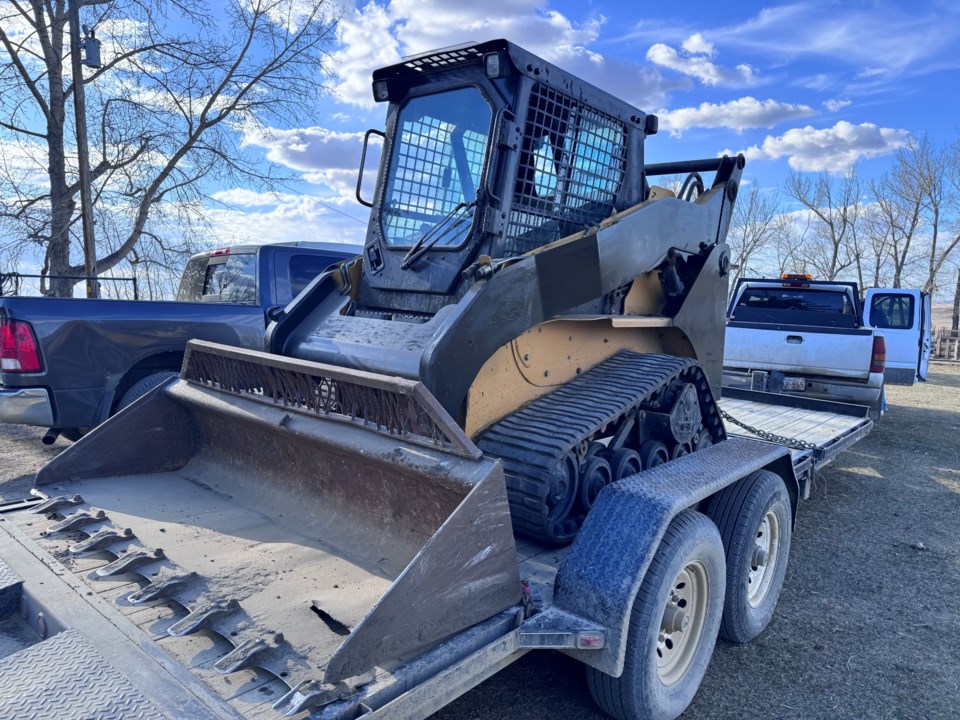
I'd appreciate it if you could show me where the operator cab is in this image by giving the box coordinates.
[353,39,657,318]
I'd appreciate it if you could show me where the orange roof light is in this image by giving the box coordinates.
[781,273,813,280]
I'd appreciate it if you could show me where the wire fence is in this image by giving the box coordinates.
[0,272,139,299]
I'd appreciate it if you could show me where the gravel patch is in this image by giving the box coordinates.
[2,366,958,719]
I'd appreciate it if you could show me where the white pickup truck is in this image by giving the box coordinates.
[722,276,887,419]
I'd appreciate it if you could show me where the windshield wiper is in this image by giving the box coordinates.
[400,200,477,270]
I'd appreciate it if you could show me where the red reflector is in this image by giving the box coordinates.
[1,318,42,373]
[870,335,886,374]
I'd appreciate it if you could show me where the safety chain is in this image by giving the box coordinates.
[719,408,820,451]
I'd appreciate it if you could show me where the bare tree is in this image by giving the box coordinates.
[726,182,786,286]
[0,0,337,297]
[783,168,861,281]
[869,161,924,288]
[902,135,960,294]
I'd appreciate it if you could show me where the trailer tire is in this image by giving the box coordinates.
[707,469,791,643]
[586,510,725,720]
[117,371,178,412]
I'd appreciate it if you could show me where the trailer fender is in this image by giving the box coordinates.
[553,436,798,677]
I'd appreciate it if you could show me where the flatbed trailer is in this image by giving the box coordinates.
[718,388,872,498]
[0,389,871,720]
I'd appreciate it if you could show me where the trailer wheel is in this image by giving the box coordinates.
[707,470,792,643]
[587,510,725,720]
[117,371,178,412]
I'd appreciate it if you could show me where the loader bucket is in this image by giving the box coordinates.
[35,341,520,687]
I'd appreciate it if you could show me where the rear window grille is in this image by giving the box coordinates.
[505,83,627,257]
[403,47,483,72]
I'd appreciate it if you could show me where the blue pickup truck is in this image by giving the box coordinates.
[0,241,360,441]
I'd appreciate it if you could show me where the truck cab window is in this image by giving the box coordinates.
[176,257,207,301]
[203,254,257,305]
[732,287,858,328]
[870,293,914,329]
[289,254,337,299]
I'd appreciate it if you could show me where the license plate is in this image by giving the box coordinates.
[783,377,806,391]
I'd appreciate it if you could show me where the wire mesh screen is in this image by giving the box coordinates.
[402,47,483,72]
[381,88,491,247]
[504,83,627,257]
[181,344,480,458]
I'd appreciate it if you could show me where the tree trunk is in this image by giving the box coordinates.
[952,266,960,334]
[42,4,78,298]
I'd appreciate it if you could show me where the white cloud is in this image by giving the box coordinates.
[328,0,682,110]
[823,98,852,112]
[238,124,381,201]
[737,121,910,172]
[658,97,814,135]
[240,125,364,174]
[692,3,958,78]
[329,2,402,109]
[681,33,714,56]
[207,189,367,245]
[646,40,757,87]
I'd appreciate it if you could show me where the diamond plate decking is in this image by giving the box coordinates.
[0,628,166,719]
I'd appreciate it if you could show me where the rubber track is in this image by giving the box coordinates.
[477,352,726,543]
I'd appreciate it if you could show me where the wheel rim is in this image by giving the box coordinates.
[579,456,612,512]
[545,454,578,532]
[747,509,781,607]
[656,561,709,686]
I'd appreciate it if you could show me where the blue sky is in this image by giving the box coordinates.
[4,0,958,258]
[207,0,960,246]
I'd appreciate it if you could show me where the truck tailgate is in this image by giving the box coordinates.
[724,323,874,380]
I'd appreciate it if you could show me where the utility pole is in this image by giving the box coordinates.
[67,0,99,298]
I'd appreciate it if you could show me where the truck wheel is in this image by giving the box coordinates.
[586,510,725,720]
[117,371,178,412]
[706,470,792,643]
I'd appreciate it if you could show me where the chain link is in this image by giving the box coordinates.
[720,408,820,451]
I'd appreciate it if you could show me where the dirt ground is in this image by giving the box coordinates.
[1,366,959,719]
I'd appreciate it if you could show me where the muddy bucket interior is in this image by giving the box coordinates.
[35,343,520,686]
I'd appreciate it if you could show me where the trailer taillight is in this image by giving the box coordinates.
[0,318,42,372]
[870,336,886,374]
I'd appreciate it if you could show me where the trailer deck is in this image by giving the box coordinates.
[718,388,873,496]
[0,393,873,720]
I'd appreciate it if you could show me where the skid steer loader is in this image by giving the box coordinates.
[3,39,811,720]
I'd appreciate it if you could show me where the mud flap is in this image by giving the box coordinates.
[36,341,521,686]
